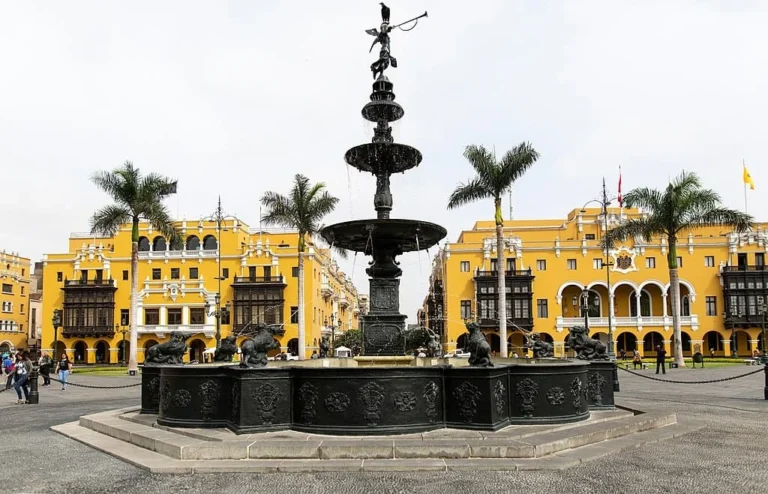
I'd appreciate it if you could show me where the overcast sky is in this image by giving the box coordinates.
[2,1,767,322]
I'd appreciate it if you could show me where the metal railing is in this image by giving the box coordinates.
[63,279,116,287]
[233,276,285,284]
[475,269,534,277]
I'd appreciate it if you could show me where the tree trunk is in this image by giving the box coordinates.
[495,198,508,358]
[667,239,685,367]
[297,247,306,360]
[128,218,140,373]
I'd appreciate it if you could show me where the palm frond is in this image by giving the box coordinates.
[308,192,340,227]
[685,207,754,233]
[447,178,492,209]
[496,142,539,194]
[605,218,664,244]
[90,205,132,237]
[462,145,496,182]
[143,202,181,242]
[622,187,664,212]
[139,172,178,202]
[261,191,297,230]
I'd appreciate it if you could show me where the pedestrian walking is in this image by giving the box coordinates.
[3,353,14,390]
[55,353,72,390]
[655,345,667,375]
[38,352,52,386]
[11,352,32,404]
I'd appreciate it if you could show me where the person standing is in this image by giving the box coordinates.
[38,352,52,386]
[12,353,31,404]
[3,353,14,390]
[655,345,667,375]
[55,353,72,391]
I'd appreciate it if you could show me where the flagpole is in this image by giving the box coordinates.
[618,165,623,222]
[743,159,748,214]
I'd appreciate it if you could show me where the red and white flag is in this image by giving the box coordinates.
[617,166,623,207]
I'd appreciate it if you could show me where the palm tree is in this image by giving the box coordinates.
[447,143,540,358]
[606,171,753,366]
[90,162,180,373]
[261,174,341,360]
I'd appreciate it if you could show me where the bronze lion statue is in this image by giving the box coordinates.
[214,335,238,362]
[531,333,554,358]
[567,326,609,360]
[240,323,281,368]
[466,321,493,367]
[145,331,190,365]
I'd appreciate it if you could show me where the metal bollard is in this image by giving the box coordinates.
[28,367,39,405]
[613,362,620,392]
[764,364,768,401]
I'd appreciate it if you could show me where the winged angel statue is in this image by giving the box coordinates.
[365,3,427,79]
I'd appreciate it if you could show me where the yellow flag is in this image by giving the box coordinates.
[743,164,755,190]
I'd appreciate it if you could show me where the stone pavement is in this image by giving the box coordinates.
[4,365,768,493]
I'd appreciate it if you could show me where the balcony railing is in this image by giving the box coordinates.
[137,324,216,337]
[63,279,116,288]
[475,269,534,278]
[321,281,334,298]
[233,276,286,284]
[62,326,115,337]
[722,265,767,272]
[338,293,350,308]
[557,314,699,329]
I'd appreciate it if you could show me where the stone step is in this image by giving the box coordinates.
[76,407,676,461]
[52,418,703,473]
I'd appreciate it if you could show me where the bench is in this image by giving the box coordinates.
[745,359,758,366]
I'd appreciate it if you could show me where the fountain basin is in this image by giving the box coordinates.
[320,219,447,253]
[344,142,422,174]
[144,360,612,435]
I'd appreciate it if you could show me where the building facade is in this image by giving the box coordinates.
[41,218,365,364]
[423,207,768,358]
[0,251,32,354]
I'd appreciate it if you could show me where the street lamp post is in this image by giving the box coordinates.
[205,196,235,349]
[725,309,744,358]
[116,325,129,365]
[581,178,617,360]
[52,309,62,366]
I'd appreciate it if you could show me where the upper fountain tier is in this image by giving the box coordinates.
[345,76,422,175]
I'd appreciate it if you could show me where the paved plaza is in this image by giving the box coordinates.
[4,365,768,493]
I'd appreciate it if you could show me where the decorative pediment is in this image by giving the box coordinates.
[610,247,638,274]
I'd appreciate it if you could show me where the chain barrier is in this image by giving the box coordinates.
[45,375,142,389]
[618,365,765,384]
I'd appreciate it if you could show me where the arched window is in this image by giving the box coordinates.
[169,238,183,251]
[152,236,167,252]
[681,296,690,317]
[186,235,200,250]
[629,290,652,317]
[203,235,218,250]
[574,290,601,318]
[137,237,150,252]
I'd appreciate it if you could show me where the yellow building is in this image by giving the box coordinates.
[424,207,768,359]
[0,251,32,354]
[41,218,364,364]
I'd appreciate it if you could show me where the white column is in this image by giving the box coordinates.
[608,293,615,322]
[159,307,167,326]
[182,306,189,325]
[662,294,668,317]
